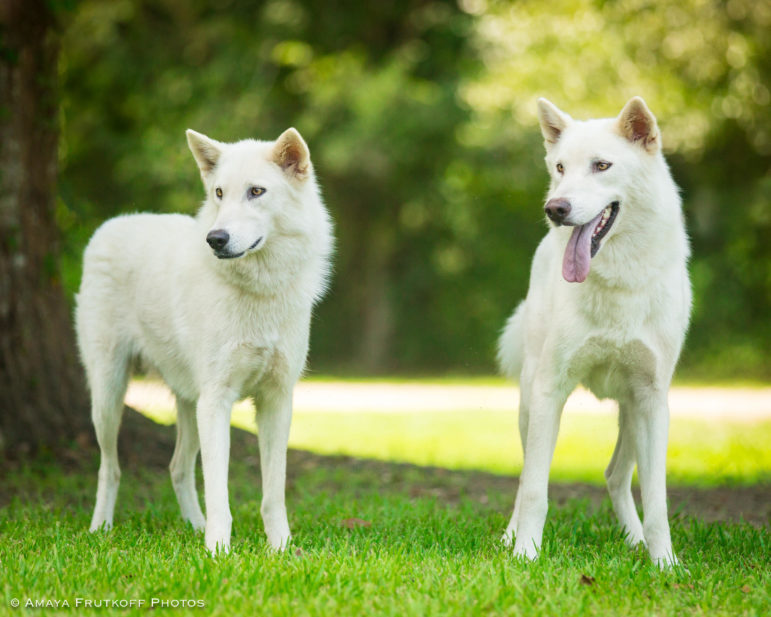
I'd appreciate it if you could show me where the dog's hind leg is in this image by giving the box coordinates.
[254,385,293,552]
[605,404,645,547]
[170,395,205,531]
[627,388,678,568]
[88,346,131,532]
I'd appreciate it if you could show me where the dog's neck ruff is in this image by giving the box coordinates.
[214,241,316,301]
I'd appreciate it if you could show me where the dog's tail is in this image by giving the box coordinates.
[497,302,525,381]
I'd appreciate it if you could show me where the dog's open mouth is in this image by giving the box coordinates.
[562,201,619,283]
[215,237,263,260]
[590,202,619,257]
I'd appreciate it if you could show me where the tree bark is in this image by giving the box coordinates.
[0,0,90,458]
[357,224,395,373]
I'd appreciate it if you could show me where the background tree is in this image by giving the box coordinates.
[0,0,90,457]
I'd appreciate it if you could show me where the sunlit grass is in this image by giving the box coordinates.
[287,411,771,486]
[139,379,771,486]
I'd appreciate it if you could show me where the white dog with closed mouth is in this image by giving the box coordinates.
[498,97,691,567]
[76,127,333,554]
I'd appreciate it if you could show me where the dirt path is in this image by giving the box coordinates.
[126,379,771,421]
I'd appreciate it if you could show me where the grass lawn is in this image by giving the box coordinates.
[2,378,769,616]
[1,433,769,616]
[283,410,771,485]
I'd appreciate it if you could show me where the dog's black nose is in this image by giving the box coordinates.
[206,229,229,251]
[544,198,572,224]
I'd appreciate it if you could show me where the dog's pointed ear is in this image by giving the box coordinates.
[272,128,311,181]
[616,97,660,153]
[186,129,223,177]
[537,98,572,148]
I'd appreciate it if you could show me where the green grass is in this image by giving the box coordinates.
[134,377,771,485]
[285,411,771,486]
[3,380,769,615]
[1,453,768,617]
[138,406,771,486]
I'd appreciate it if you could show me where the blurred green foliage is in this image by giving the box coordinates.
[57,0,770,377]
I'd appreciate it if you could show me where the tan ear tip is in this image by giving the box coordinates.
[282,127,305,142]
[627,96,651,112]
[186,129,206,145]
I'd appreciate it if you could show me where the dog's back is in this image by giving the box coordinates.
[76,213,206,398]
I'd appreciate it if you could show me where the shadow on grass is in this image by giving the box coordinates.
[1,407,768,529]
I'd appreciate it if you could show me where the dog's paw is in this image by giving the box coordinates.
[500,530,514,548]
[88,519,113,533]
[266,529,292,552]
[512,539,539,561]
[187,514,206,533]
[652,552,684,571]
[204,519,232,556]
[623,529,646,548]
[263,513,291,552]
[206,537,231,556]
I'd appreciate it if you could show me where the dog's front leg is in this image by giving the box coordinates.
[197,388,237,555]
[512,379,569,560]
[628,387,678,568]
[255,385,293,551]
[502,378,532,546]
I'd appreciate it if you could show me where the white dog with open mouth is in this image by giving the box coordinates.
[498,97,691,567]
[76,127,333,554]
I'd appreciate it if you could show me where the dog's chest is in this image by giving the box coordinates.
[572,336,659,400]
[225,334,285,394]
[578,282,652,331]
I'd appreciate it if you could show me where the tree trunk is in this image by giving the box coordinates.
[357,224,395,373]
[0,0,91,459]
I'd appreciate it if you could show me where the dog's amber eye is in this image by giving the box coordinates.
[556,163,564,174]
[595,161,612,172]
[215,188,223,198]
[249,187,266,198]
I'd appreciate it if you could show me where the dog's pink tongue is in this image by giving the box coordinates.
[562,211,603,283]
